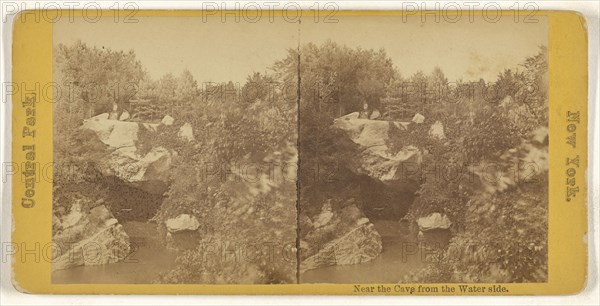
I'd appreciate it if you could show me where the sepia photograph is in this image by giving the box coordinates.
[51,16,300,284]
[296,16,549,284]
[51,14,548,285]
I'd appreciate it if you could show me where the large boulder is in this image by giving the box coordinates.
[161,115,175,126]
[106,146,174,194]
[178,123,195,142]
[119,110,130,121]
[412,113,425,124]
[82,113,140,148]
[332,112,420,184]
[53,202,130,271]
[300,202,382,273]
[417,213,452,231]
[81,114,173,194]
[165,214,202,251]
[429,120,445,140]
[166,214,200,233]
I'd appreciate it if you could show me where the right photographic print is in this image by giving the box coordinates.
[297,15,549,284]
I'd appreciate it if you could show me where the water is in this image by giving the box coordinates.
[52,221,178,284]
[300,221,449,284]
[52,220,449,284]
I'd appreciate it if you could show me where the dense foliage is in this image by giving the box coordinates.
[53,37,548,284]
[53,40,144,225]
[147,73,298,283]
[395,47,549,282]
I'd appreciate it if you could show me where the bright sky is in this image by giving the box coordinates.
[54,15,547,84]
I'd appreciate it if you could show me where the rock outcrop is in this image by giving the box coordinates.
[165,214,201,251]
[300,202,382,273]
[178,123,195,142]
[119,110,130,121]
[300,113,451,273]
[412,113,425,124]
[53,202,130,271]
[417,213,452,231]
[429,120,445,140]
[81,113,174,194]
[332,112,420,185]
[166,214,200,233]
[161,115,175,126]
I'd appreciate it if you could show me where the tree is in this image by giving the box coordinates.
[54,40,144,118]
[241,72,276,104]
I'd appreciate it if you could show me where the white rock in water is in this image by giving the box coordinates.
[417,213,452,231]
[178,123,195,141]
[429,120,445,140]
[161,115,175,126]
[166,214,200,233]
[119,110,130,121]
[412,113,425,124]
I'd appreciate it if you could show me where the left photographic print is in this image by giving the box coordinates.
[51,17,299,284]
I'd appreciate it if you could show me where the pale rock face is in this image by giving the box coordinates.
[417,213,452,231]
[82,116,139,148]
[532,126,548,145]
[340,111,360,120]
[412,113,425,124]
[165,214,200,233]
[312,201,334,228]
[106,121,139,148]
[81,116,174,194]
[178,123,195,141]
[60,201,84,228]
[429,120,445,140]
[300,204,382,272]
[356,217,370,226]
[332,114,421,184]
[499,95,515,108]
[161,115,175,126]
[369,109,381,120]
[102,146,173,194]
[81,113,115,141]
[119,110,130,121]
[53,203,130,271]
[94,113,109,120]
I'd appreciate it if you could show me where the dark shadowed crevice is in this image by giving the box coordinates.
[100,176,165,222]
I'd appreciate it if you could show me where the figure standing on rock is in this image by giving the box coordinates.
[358,101,381,120]
[358,102,371,119]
